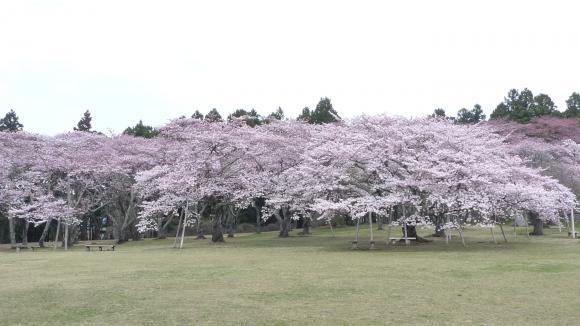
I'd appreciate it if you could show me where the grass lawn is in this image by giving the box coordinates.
[1,226,579,325]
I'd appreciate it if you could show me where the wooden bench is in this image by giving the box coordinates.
[14,245,40,252]
[388,237,416,245]
[84,244,116,251]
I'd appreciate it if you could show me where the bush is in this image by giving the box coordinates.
[236,223,256,233]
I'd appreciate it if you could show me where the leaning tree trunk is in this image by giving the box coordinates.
[38,218,52,247]
[21,220,29,247]
[8,217,16,249]
[212,213,224,243]
[529,212,544,236]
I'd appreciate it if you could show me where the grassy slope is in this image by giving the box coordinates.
[1,227,579,326]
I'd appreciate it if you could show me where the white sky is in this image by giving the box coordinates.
[1,0,579,135]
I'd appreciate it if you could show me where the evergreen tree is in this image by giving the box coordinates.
[74,110,93,131]
[0,109,24,132]
[310,97,340,124]
[268,107,284,120]
[297,107,311,122]
[531,93,558,117]
[228,109,262,127]
[564,92,580,118]
[123,120,159,138]
[490,89,534,122]
[204,108,223,122]
[191,110,204,120]
[512,88,534,122]
[491,89,560,122]
[430,108,446,118]
[228,109,249,121]
[456,104,486,124]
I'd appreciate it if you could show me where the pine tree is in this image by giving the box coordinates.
[0,109,24,132]
[297,107,311,122]
[309,97,340,124]
[531,94,558,117]
[74,110,93,132]
[456,104,486,124]
[491,89,533,122]
[430,108,446,118]
[204,108,223,123]
[123,120,159,138]
[228,109,262,127]
[191,110,204,120]
[269,107,284,120]
[564,92,580,118]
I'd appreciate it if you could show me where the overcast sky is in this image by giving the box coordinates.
[1,0,579,135]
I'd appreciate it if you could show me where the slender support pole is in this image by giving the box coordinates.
[179,201,189,249]
[173,210,184,248]
[403,206,410,247]
[457,226,466,247]
[445,214,450,245]
[53,218,61,250]
[513,220,517,239]
[386,209,393,249]
[352,217,360,249]
[523,212,530,238]
[403,222,410,247]
[369,212,375,249]
[64,223,69,250]
[499,224,508,243]
[571,208,576,239]
[490,226,497,244]
[328,216,335,237]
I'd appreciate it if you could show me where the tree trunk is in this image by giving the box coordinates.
[254,204,261,234]
[401,224,431,243]
[69,224,80,247]
[529,211,544,236]
[226,207,235,238]
[64,224,69,250]
[157,216,167,240]
[211,213,224,243]
[196,216,206,239]
[277,207,291,238]
[531,219,544,236]
[21,220,29,247]
[377,213,384,231]
[432,214,446,237]
[279,218,290,237]
[8,217,16,249]
[301,216,311,235]
[38,218,52,247]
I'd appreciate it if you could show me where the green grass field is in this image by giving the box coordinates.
[1,226,579,325]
